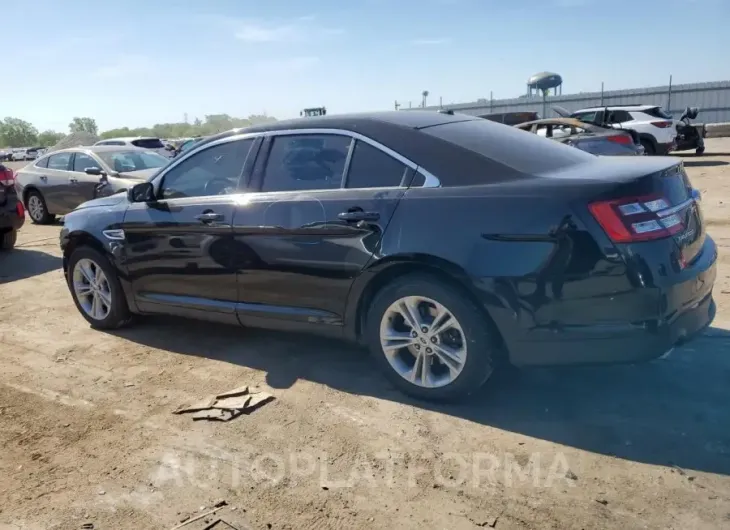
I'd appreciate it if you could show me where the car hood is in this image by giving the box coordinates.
[75,193,128,211]
[116,168,160,180]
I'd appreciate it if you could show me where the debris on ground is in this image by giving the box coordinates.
[170,501,251,530]
[565,469,578,480]
[468,508,500,527]
[595,499,609,506]
[173,386,274,422]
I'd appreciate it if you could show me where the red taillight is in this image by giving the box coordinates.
[16,201,24,217]
[0,167,14,186]
[589,193,686,243]
[651,121,673,128]
[606,134,632,145]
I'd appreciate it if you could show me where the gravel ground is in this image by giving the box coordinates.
[1,142,730,530]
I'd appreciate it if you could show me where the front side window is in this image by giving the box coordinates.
[158,138,254,199]
[261,134,351,192]
[345,140,408,189]
[73,153,100,172]
[47,152,72,170]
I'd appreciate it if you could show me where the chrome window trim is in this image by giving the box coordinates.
[263,128,441,188]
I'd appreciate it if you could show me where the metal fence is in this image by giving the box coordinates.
[403,80,730,124]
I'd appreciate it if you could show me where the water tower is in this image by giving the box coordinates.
[527,71,563,117]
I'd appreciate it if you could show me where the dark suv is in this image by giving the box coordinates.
[60,111,716,401]
[0,164,25,249]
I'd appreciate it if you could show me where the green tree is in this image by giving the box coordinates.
[69,117,98,136]
[37,130,65,147]
[0,117,39,147]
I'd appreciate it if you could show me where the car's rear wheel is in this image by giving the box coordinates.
[67,247,132,329]
[0,230,17,250]
[366,274,496,401]
[640,139,656,156]
[26,191,55,224]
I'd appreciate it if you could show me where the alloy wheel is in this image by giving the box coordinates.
[72,258,113,321]
[27,195,44,222]
[379,296,467,388]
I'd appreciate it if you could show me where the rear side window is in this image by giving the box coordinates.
[35,157,49,168]
[607,110,632,123]
[572,111,598,123]
[345,141,407,189]
[262,134,351,192]
[132,138,165,149]
[47,152,72,170]
[641,107,673,120]
[423,119,594,175]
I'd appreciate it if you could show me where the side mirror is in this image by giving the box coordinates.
[128,181,155,203]
[85,166,104,176]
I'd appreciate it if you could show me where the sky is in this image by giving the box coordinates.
[2,0,729,133]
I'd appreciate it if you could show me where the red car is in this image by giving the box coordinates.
[0,164,25,250]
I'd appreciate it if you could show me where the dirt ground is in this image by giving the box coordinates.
[2,141,730,530]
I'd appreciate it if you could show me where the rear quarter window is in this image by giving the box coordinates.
[422,119,595,175]
[35,157,49,168]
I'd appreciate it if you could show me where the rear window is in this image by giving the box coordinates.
[422,119,595,175]
[131,138,165,149]
[642,107,673,120]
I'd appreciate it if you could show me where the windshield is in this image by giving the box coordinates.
[98,150,169,172]
[422,118,594,174]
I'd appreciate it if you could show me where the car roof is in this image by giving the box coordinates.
[574,105,659,112]
[48,145,151,154]
[97,136,160,142]
[195,111,480,148]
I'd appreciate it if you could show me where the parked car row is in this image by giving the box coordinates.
[44,110,715,401]
[14,146,170,223]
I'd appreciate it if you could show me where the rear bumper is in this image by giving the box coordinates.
[505,237,717,367]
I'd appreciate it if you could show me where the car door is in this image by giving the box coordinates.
[41,151,74,213]
[231,131,412,330]
[65,151,105,209]
[121,134,259,324]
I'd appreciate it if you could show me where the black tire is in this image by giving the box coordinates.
[0,230,17,250]
[66,246,132,330]
[366,274,497,402]
[640,140,656,156]
[696,146,705,155]
[26,190,55,224]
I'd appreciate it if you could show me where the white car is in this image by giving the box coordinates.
[93,137,172,158]
[556,104,678,156]
[11,149,28,161]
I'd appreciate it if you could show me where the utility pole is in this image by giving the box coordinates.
[667,74,673,113]
[394,100,401,111]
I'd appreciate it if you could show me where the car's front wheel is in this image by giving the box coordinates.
[366,274,497,401]
[67,247,132,329]
[26,191,55,224]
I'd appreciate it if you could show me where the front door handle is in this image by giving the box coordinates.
[69,177,78,184]
[338,210,380,222]
[195,212,224,223]
[40,175,47,181]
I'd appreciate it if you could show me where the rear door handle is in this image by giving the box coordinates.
[40,175,47,181]
[69,177,78,184]
[195,212,224,223]
[338,210,380,222]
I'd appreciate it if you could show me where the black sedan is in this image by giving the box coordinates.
[59,111,716,401]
